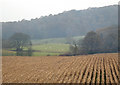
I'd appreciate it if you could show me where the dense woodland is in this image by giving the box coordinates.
[67,26,118,55]
[2,5,117,39]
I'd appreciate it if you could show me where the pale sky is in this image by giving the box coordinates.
[0,0,119,22]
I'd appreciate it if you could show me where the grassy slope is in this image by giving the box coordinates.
[32,43,70,53]
[32,43,70,56]
[3,44,70,56]
[3,36,84,56]
[32,36,84,45]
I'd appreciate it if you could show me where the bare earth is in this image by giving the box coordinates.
[2,53,120,84]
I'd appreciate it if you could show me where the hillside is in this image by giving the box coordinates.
[32,36,84,45]
[2,5,118,39]
[96,25,118,53]
[96,25,118,37]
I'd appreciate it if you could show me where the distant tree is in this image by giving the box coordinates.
[9,33,32,56]
[80,31,102,54]
[96,25,118,53]
[103,33,118,52]
[69,41,79,56]
[27,41,32,56]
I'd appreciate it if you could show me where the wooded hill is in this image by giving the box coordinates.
[2,5,118,39]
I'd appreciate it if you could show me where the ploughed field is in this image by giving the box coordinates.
[2,53,120,84]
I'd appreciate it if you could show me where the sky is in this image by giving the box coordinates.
[0,0,119,22]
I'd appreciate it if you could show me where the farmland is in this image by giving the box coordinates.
[31,36,84,44]
[2,36,84,56]
[2,43,70,56]
[32,43,70,56]
[2,53,120,84]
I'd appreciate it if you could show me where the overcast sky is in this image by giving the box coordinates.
[0,0,119,22]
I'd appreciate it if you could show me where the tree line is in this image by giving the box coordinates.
[69,29,118,55]
[2,26,118,56]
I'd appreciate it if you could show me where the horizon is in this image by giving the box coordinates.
[0,0,119,22]
[1,4,118,23]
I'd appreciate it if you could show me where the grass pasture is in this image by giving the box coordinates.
[32,43,70,53]
[32,36,84,45]
[2,49,16,56]
[32,43,70,56]
[2,43,70,56]
[2,36,84,56]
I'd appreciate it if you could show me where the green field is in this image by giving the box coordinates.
[2,49,16,56]
[2,36,84,56]
[2,43,70,56]
[32,36,84,45]
[32,43,69,52]
[32,43,70,56]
